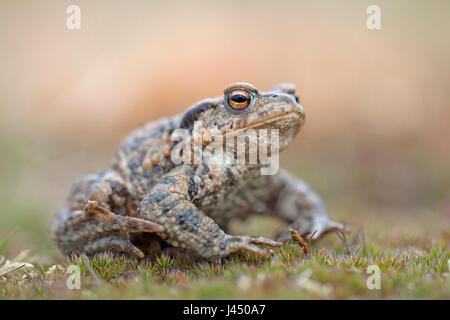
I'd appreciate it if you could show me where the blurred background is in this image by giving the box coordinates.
[0,0,449,260]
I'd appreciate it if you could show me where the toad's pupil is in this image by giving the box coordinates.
[231,94,249,103]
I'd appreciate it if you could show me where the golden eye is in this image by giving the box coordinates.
[227,90,251,110]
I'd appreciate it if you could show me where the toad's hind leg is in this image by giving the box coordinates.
[51,170,164,258]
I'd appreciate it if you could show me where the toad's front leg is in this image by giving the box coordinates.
[265,170,345,241]
[138,169,281,260]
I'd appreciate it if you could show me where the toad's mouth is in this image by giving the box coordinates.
[228,112,304,135]
[199,112,304,150]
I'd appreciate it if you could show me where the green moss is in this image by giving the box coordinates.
[1,231,448,299]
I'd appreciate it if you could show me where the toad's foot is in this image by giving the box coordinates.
[81,201,164,258]
[83,200,164,234]
[221,235,282,257]
[277,218,347,242]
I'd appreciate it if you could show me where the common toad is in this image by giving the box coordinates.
[51,82,343,259]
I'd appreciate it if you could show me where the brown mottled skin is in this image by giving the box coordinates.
[51,82,344,260]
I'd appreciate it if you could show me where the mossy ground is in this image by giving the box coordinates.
[1,208,448,299]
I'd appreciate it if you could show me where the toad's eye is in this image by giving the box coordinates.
[227,90,251,110]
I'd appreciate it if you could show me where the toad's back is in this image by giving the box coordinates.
[112,115,182,198]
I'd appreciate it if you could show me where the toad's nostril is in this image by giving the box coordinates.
[297,104,305,117]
